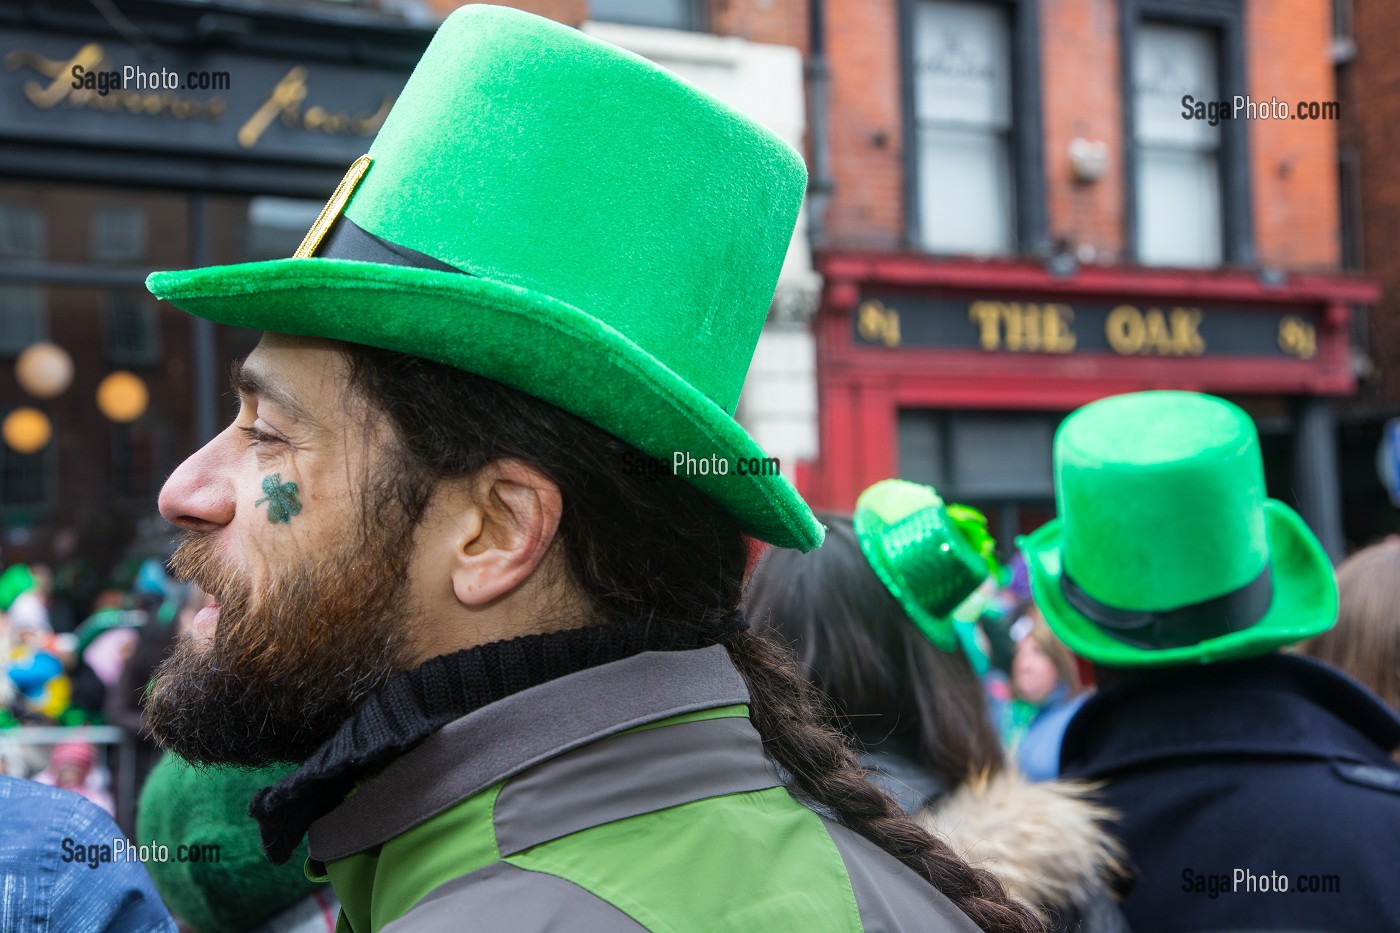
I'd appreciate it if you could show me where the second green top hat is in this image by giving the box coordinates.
[1021,390,1337,667]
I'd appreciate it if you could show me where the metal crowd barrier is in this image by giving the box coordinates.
[0,725,137,833]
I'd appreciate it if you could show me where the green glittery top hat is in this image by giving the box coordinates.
[1019,390,1338,668]
[853,479,999,652]
[145,4,822,552]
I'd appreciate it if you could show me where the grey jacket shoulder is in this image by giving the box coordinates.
[385,831,983,932]
[823,820,985,933]
[384,861,648,932]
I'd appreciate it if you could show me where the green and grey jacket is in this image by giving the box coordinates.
[304,645,982,932]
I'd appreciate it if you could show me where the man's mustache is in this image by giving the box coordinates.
[168,532,242,608]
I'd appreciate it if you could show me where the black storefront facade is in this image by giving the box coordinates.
[0,0,430,594]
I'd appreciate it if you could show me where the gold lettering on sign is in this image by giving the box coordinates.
[1106,306,1144,353]
[5,44,392,148]
[1043,304,1077,352]
[238,67,307,149]
[1106,305,1206,356]
[968,301,1076,353]
[857,299,902,348]
[1171,308,1205,355]
[7,44,100,108]
[969,301,1002,350]
[238,67,393,149]
[1278,315,1317,359]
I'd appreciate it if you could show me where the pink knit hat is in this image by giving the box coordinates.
[49,741,96,774]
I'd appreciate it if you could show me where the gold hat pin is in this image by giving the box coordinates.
[293,154,372,259]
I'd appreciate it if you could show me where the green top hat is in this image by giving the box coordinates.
[1020,391,1337,668]
[145,5,822,552]
[853,479,999,653]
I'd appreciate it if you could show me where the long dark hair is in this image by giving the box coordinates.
[342,344,1040,933]
[744,515,1005,790]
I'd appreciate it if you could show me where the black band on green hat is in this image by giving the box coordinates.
[316,216,464,274]
[1060,564,1274,650]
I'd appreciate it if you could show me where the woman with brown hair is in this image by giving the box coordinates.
[1299,539,1400,719]
[745,481,1128,933]
[997,611,1090,782]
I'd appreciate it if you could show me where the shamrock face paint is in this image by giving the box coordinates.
[255,473,303,524]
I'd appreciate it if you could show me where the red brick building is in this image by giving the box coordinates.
[803,0,1377,555]
[2,0,1381,588]
[1335,0,1400,542]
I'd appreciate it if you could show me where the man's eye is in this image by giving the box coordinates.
[238,425,283,447]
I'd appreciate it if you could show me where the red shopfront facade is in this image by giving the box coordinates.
[803,253,1380,557]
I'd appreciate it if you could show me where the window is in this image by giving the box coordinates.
[111,419,169,508]
[91,207,147,263]
[899,409,1058,499]
[909,0,1033,257]
[898,409,1060,551]
[102,290,163,366]
[1,410,56,516]
[1132,23,1223,267]
[0,286,48,357]
[0,203,43,261]
[0,203,47,356]
[243,196,323,261]
[589,0,703,31]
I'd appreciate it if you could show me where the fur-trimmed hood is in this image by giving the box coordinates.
[918,770,1128,923]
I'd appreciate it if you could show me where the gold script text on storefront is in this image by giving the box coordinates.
[3,45,392,149]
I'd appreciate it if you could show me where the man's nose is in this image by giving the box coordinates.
[159,431,237,532]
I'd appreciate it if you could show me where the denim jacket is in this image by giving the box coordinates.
[0,775,174,932]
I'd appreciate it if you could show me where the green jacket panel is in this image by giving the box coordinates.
[307,647,981,933]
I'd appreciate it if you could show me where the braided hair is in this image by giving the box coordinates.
[343,344,1042,933]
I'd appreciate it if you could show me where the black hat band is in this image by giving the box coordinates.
[1060,563,1274,650]
[315,215,465,275]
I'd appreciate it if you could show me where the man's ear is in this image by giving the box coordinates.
[449,459,564,608]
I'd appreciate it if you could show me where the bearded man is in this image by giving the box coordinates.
[143,7,1037,932]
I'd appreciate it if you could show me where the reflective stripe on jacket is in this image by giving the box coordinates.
[305,646,982,932]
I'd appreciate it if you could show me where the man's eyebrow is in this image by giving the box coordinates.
[230,360,320,428]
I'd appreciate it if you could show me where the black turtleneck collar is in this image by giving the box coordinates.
[251,613,747,864]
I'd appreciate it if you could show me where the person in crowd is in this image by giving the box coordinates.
[746,479,1126,933]
[0,772,175,931]
[33,739,115,815]
[105,584,190,810]
[139,8,1036,931]
[139,755,339,933]
[1026,390,1400,931]
[67,621,139,722]
[6,564,53,639]
[1298,537,1400,725]
[996,611,1089,782]
[1,563,48,640]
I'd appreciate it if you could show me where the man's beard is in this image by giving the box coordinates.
[145,502,419,767]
